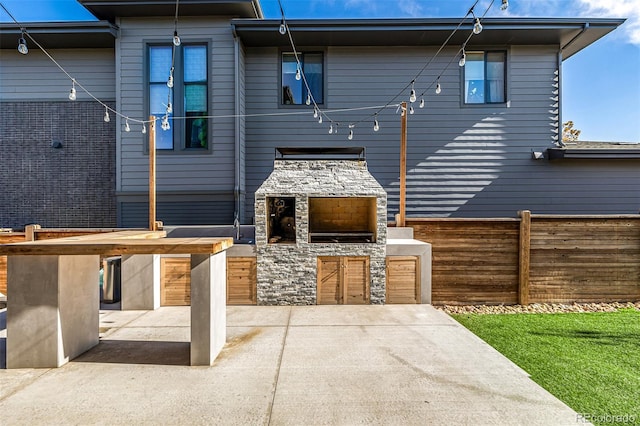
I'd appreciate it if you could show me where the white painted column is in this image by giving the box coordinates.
[6,255,99,368]
[120,254,160,310]
[190,251,227,366]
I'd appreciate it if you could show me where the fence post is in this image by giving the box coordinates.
[24,224,41,242]
[518,210,531,305]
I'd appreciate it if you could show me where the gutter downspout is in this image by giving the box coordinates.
[233,25,242,228]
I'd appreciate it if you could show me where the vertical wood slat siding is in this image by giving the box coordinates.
[408,218,520,305]
[528,217,640,303]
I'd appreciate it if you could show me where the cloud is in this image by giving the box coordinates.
[578,0,640,45]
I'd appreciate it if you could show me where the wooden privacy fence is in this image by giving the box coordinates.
[3,216,640,305]
[407,211,640,305]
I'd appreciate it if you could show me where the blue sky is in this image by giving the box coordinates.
[1,0,639,142]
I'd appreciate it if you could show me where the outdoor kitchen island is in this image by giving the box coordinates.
[253,147,429,305]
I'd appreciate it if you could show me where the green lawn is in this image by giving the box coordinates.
[451,309,640,426]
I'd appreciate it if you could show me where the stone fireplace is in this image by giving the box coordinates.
[255,147,387,305]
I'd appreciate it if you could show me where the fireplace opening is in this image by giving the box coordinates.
[308,197,377,243]
[267,197,296,244]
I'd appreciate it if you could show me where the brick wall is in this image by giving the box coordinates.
[0,101,116,229]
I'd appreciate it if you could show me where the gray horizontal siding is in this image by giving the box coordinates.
[117,17,237,196]
[119,197,235,227]
[0,49,115,101]
[244,45,640,221]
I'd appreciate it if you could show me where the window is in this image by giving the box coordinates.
[148,43,209,150]
[463,51,506,104]
[281,52,323,105]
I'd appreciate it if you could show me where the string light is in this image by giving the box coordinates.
[173,30,181,46]
[313,107,319,119]
[373,114,379,132]
[17,31,28,55]
[103,107,110,123]
[419,97,425,108]
[409,81,417,103]
[166,102,173,114]
[409,105,415,115]
[295,66,301,81]
[305,92,311,105]
[279,20,287,35]
[348,129,354,140]
[142,122,147,134]
[161,115,170,130]
[167,68,174,88]
[318,114,323,124]
[473,18,483,35]
[501,0,509,11]
[68,80,77,101]
[329,123,334,134]
[124,118,131,132]
[435,78,442,95]
[459,48,466,67]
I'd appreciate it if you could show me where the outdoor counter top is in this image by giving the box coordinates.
[0,237,233,256]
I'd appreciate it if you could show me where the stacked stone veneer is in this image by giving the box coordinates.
[255,159,387,305]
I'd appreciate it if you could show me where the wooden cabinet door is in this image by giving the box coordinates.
[161,257,191,306]
[317,256,369,305]
[386,256,420,304]
[227,257,257,305]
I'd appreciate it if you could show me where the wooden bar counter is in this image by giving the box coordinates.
[0,232,232,368]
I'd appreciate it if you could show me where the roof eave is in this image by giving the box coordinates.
[0,21,118,49]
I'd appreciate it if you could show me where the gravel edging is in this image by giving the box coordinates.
[436,301,640,315]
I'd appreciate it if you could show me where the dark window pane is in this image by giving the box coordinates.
[486,52,505,103]
[304,53,323,104]
[186,114,207,148]
[185,84,207,112]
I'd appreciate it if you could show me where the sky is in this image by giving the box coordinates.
[1,0,639,142]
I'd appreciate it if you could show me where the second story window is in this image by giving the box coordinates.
[281,52,323,105]
[463,51,506,104]
[148,43,209,150]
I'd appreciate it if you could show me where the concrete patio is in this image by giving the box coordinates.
[0,304,583,425]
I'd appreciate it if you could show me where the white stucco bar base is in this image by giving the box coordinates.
[6,255,100,368]
[5,250,228,368]
[386,228,432,304]
[190,252,227,366]
[120,254,161,310]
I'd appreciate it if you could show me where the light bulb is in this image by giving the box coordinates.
[473,18,483,35]
[279,21,286,35]
[124,119,131,132]
[318,115,323,124]
[501,0,508,11]
[329,123,334,134]
[313,108,318,118]
[142,123,147,134]
[167,74,174,88]
[409,106,415,115]
[166,102,173,114]
[373,117,379,132]
[295,67,301,81]
[68,83,76,101]
[17,35,28,55]
[410,86,417,103]
[419,98,425,108]
[103,108,110,123]
[173,31,181,46]
[401,107,406,117]
[305,92,311,105]
[435,80,442,94]
[161,116,170,131]
[348,130,354,140]
[459,52,466,67]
